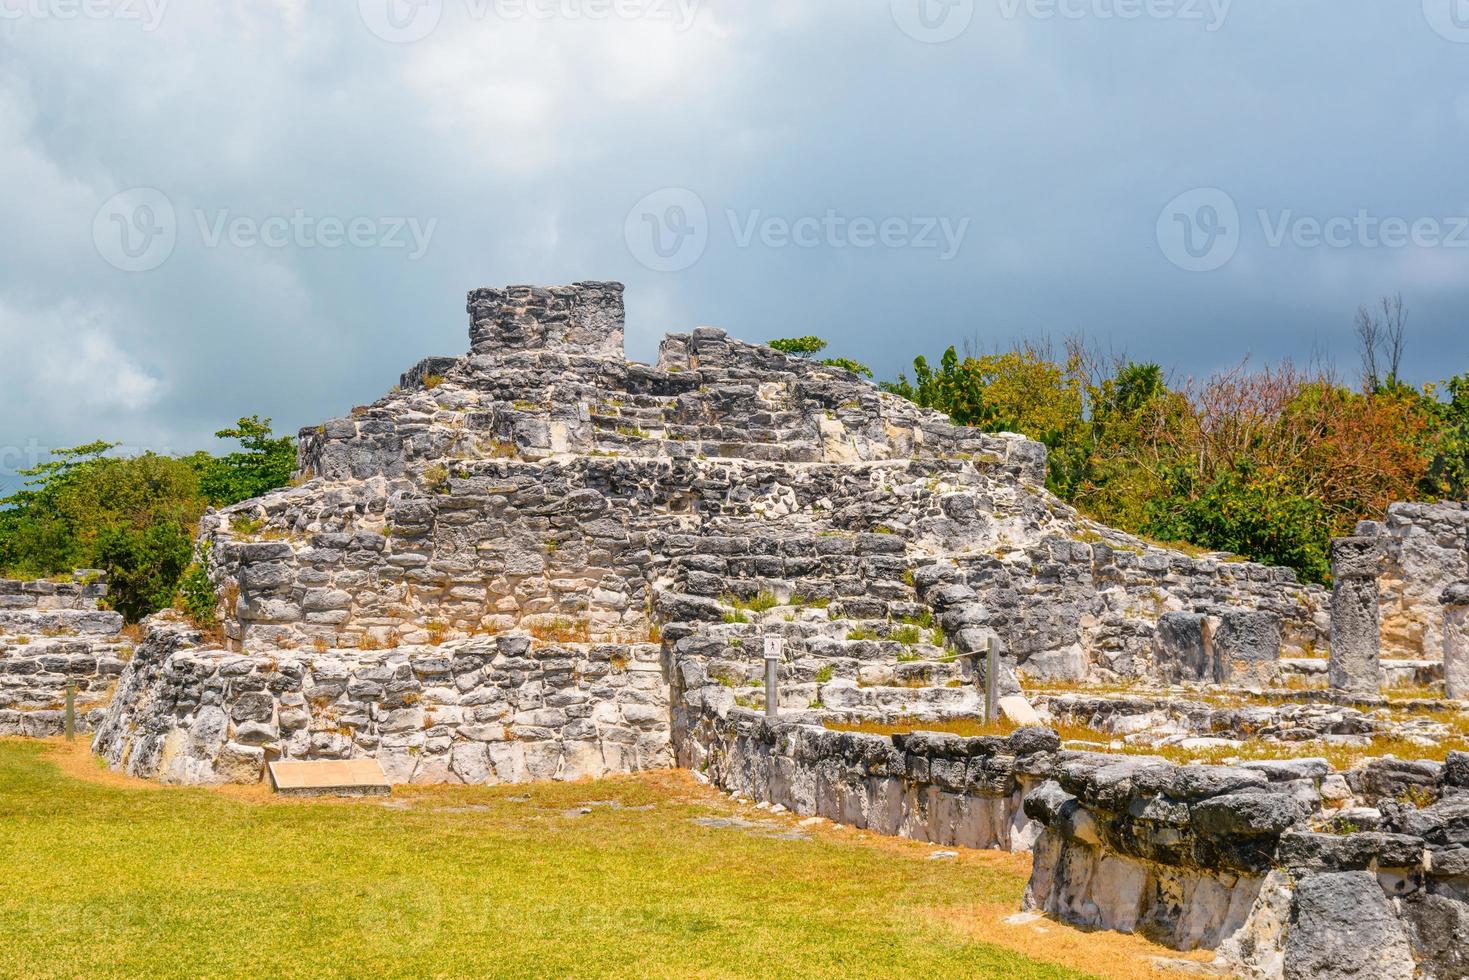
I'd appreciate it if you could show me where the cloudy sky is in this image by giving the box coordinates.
[3,0,1468,487]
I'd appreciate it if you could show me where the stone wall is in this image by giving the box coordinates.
[92,616,669,785]
[1374,502,1469,661]
[1027,750,1469,978]
[0,572,129,736]
[917,547,1323,687]
[679,685,1469,978]
[678,699,1056,852]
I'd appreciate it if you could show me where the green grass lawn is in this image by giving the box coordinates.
[0,740,1097,980]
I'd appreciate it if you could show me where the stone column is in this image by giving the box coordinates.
[1443,583,1469,701]
[1329,535,1383,696]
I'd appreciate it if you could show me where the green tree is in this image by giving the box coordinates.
[1425,374,1469,500]
[0,447,206,620]
[188,416,297,506]
[1143,467,1332,585]
[768,336,828,359]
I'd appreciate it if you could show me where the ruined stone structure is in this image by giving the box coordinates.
[0,572,129,737]
[1446,585,1469,701]
[78,281,1469,977]
[89,282,1331,785]
[687,702,1469,978]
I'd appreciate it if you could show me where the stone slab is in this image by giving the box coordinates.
[268,759,391,797]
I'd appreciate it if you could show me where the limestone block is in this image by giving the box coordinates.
[215,743,266,785]
[1282,872,1413,980]
[1213,611,1282,688]
[1155,611,1209,683]
[1443,584,1469,700]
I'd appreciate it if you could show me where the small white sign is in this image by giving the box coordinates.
[763,636,784,660]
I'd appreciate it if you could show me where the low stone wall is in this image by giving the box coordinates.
[1026,751,1469,978]
[92,617,670,785]
[678,683,1469,977]
[0,572,128,736]
[1034,690,1453,751]
[678,699,1056,852]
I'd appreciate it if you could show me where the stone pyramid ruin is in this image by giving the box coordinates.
[91,281,1328,786]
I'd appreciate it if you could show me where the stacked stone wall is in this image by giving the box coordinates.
[0,572,129,736]
[92,618,669,785]
[681,689,1469,978]
[679,700,1056,852]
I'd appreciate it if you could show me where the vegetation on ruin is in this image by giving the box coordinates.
[0,740,1137,980]
[768,335,874,378]
[0,418,295,622]
[882,297,1469,585]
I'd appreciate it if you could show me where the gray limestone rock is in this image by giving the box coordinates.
[1282,872,1414,980]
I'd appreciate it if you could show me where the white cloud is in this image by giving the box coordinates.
[0,302,164,416]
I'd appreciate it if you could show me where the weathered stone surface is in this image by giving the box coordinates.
[1443,583,1469,700]
[1378,502,1469,661]
[1156,612,1209,683]
[1213,611,1283,688]
[0,571,129,736]
[1282,872,1414,980]
[1330,535,1383,696]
